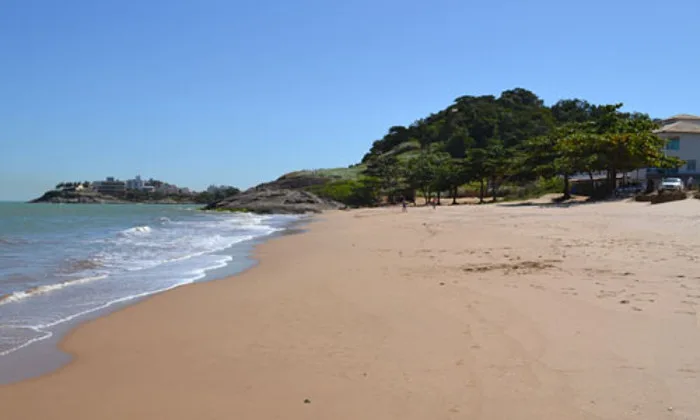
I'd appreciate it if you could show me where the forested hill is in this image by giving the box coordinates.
[362,88,642,163]
[275,88,678,207]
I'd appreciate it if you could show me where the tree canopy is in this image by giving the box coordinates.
[355,88,682,205]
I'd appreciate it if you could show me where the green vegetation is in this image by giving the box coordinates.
[284,165,367,181]
[306,178,379,207]
[191,187,241,204]
[314,88,683,206]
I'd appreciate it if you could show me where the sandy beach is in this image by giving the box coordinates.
[2,200,700,419]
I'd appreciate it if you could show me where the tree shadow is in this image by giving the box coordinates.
[498,196,629,208]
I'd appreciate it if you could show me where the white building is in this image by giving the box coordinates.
[651,114,700,180]
[125,175,145,191]
[157,184,179,194]
[92,177,126,195]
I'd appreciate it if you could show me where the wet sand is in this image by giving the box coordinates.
[2,200,700,419]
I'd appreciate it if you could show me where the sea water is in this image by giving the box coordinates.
[0,202,298,358]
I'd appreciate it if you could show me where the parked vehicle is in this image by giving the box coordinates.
[659,177,684,192]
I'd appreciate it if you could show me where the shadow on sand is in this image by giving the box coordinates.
[497,196,630,209]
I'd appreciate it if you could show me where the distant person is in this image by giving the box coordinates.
[431,198,437,210]
[687,177,694,190]
[401,197,407,212]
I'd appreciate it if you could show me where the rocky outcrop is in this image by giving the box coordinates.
[30,191,129,204]
[254,173,331,190]
[30,191,197,204]
[203,188,343,214]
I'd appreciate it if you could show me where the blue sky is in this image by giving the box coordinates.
[2,0,699,200]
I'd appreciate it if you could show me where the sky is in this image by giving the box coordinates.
[2,0,699,201]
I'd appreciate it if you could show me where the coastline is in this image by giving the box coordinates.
[2,203,700,419]
[0,215,310,385]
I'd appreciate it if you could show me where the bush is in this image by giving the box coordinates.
[650,190,687,204]
[634,194,654,202]
[501,177,564,201]
[306,178,379,207]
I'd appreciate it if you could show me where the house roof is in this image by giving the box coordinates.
[655,114,700,134]
[655,120,700,134]
[668,114,700,120]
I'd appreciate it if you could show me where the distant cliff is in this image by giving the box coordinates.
[203,188,343,214]
[29,190,197,204]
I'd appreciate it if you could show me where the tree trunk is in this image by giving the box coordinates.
[451,186,458,205]
[423,189,430,205]
[609,168,617,197]
[491,177,497,202]
[562,174,571,200]
[479,179,485,204]
[436,191,441,205]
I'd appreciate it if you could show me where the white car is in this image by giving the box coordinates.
[660,177,684,192]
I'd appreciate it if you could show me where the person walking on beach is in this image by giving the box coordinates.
[401,197,407,212]
[431,197,437,210]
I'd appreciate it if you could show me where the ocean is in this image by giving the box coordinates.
[0,202,298,359]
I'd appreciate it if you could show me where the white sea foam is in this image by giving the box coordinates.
[0,255,234,357]
[0,275,108,306]
[118,225,152,236]
[0,208,297,359]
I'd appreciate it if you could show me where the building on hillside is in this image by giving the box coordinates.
[93,177,126,196]
[157,184,179,194]
[60,183,88,192]
[649,114,700,183]
[125,175,145,191]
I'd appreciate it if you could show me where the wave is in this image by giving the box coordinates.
[118,234,255,272]
[0,327,52,357]
[0,208,297,358]
[118,226,152,237]
[0,236,28,246]
[0,255,233,357]
[0,275,108,306]
[57,257,103,275]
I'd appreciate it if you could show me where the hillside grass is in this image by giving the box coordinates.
[284,165,367,181]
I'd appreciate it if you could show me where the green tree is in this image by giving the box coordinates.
[551,99,594,124]
[364,154,403,202]
[465,148,488,203]
[406,152,442,204]
[434,158,468,205]
[443,126,472,159]
[483,140,511,202]
[591,106,681,195]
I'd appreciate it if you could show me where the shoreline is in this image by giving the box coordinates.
[2,203,700,419]
[0,216,311,385]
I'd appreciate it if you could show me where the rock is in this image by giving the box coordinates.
[29,191,197,205]
[203,188,343,214]
[30,191,129,204]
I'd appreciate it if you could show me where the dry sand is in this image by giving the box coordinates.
[2,199,700,419]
